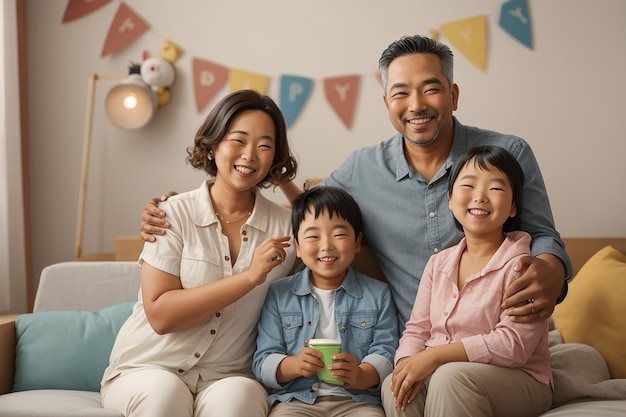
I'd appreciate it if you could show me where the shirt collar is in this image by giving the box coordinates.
[439,231,531,277]
[292,266,363,299]
[193,180,272,232]
[393,116,467,182]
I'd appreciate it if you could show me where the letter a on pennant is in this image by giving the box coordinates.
[101,3,149,57]
[192,58,229,112]
[324,75,360,130]
[440,16,488,72]
[279,75,313,128]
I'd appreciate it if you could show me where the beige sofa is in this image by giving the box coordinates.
[0,238,625,416]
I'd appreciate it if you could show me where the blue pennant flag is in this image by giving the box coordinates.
[499,0,533,49]
[280,75,313,128]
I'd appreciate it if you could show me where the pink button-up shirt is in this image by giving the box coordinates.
[395,231,551,385]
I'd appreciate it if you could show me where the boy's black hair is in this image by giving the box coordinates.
[447,146,525,232]
[291,186,363,243]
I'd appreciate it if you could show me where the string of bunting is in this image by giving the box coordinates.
[62,0,534,130]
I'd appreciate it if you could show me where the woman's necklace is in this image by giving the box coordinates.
[215,208,252,224]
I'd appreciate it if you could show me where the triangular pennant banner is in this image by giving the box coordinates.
[324,75,360,130]
[192,58,228,112]
[101,3,149,57]
[62,0,111,23]
[499,0,533,49]
[228,69,270,94]
[279,75,313,128]
[440,15,488,72]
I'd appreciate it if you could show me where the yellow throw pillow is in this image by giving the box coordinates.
[552,245,626,379]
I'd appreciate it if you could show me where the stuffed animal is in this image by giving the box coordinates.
[140,40,182,106]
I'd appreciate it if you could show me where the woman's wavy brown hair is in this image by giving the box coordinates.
[186,89,298,188]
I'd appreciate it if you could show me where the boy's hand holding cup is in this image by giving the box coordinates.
[308,338,343,385]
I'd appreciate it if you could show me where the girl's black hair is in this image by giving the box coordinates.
[448,146,524,232]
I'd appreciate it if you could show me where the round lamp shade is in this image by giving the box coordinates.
[105,75,157,129]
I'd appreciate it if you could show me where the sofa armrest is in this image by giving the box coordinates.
[0,314,18,394]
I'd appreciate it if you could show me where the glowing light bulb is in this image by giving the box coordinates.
[123,94,138,109]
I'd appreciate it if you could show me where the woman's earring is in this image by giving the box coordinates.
[208,150,214,161]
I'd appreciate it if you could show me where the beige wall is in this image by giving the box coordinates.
[25,0,626,297]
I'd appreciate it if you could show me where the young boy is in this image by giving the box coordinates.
[253,186,399,417]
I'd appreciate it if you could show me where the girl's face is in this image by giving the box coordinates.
[448,160,517,239]
[212,110,276,192]
[295,208,362,290]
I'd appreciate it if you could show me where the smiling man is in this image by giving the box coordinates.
[287,34,571,330]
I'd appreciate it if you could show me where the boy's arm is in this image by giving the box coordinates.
[345,283,400,389]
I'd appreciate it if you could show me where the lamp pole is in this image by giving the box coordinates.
[73,73,124,260]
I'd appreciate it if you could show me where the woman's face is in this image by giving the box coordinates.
[213,110,276,192]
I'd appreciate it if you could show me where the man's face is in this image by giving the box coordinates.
[383,53,458,147]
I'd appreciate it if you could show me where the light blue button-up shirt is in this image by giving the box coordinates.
[252,267,398,406]
[322,117,572,330]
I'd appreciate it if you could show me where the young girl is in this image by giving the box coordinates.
[383,146,552,417]
[101,90,298,417]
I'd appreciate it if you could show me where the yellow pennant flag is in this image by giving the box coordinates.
[228,69,270,94]
[440,15,488,72]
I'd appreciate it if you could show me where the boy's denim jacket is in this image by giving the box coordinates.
[252,266,399,406]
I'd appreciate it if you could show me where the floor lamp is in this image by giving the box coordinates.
[74,72,156,260]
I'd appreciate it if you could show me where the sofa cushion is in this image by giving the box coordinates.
[13,302,134,392]
[0,389,122,417]
[552,245,626,379]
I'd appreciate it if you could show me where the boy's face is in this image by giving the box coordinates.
[295,207,361,290]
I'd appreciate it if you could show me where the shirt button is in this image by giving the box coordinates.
[286,321,291,327]
[307,321,312,326]
[194,352,200,358]
[210,329,216,335]
[242,230,247,235]
[243,237,248,242]
[340,326,346,333]
[443,312,449,316]
[178,369,184,374]
[361,322,366,327]
[216,312,221,317]
[429,212,436,218]
[452,294,457,298]
[433,248,439,253]
[427,184,433,189]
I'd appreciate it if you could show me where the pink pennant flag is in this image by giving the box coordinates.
[192,58,229,112]
[323,75,360,130]
[62,0,111,23]
[101,3,149,57]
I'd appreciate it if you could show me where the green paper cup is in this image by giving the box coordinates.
[308,338,343,385]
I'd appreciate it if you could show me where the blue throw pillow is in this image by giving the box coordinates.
[13,301,134,392]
